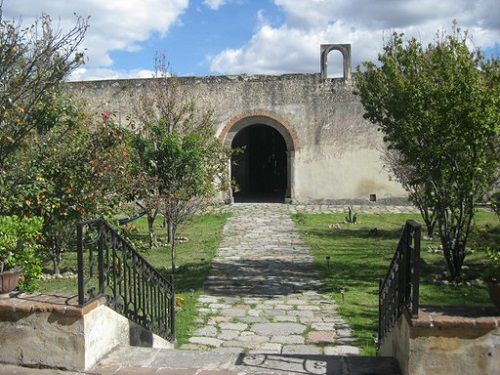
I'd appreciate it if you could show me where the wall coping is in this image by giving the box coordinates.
[0,293,105,318]
[411,305,499,339]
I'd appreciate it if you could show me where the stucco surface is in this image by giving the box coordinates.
[66,73,407,202]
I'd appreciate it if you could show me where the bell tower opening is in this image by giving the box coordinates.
[231,124,287,203]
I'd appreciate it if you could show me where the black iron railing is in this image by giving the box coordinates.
[378,220,421,348]
[77,219,175,342]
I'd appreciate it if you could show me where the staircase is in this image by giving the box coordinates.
[76,218,175,342]
[92,346,401,375]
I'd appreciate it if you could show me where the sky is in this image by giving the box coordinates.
[3,0,500,81]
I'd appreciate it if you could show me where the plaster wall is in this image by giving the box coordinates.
[0,300,172,371]
[84,304,172,369]
[379,312,500,375]
[0,310,86,370]
[378,312,411,374]
[67,73,407,203]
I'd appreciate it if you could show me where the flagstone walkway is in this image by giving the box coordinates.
[182,203,358,355]
[0,203,400,375]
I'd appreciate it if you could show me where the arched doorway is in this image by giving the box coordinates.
[231,124,287,202]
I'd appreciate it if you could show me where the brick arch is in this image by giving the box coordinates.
[218,109,299,152]
[219,109,297,203]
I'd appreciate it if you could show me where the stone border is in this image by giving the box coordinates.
[412,306,499,339]
[0,293,105,318]
[379,305,500,375]
[0,294,172,371]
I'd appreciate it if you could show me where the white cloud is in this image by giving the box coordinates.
[2,0,188,69]
[68,67,155,82]
[210,0,500,75]
[203,0,227,10]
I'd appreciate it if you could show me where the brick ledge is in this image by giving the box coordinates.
[0,293,106,318]
[411,305,499,339]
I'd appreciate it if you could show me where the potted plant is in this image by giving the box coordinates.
[0,215,43,297]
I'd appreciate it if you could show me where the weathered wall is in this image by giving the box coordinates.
[379,307,500,375]
[67,73,407,203]
[0,295,172,371]
[379,312,411,373]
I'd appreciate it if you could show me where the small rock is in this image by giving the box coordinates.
[307,331,336,344]
[324,345,360,356]
[282,345,322,355]
[219,322,247,331]
[188,337,223,347]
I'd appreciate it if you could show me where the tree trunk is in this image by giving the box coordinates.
[167,219,174,244]
[147,214,156,248]
[437,205,471,283]
[52,236,61,276]
[170,224,176,274]
[424,213,436,238]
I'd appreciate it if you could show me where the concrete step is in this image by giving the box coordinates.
[92,346,402,375]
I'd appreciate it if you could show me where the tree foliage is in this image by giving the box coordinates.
[2,95,130,274]
[382,149,436,238]
[0,6,88,169]
[129,57,229,272]
[0,5,90,282]
[355,26,500,282]
[0,215,42,291]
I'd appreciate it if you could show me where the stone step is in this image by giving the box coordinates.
[92,346,401,375]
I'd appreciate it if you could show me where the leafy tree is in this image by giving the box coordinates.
[3,97,130,275]
[0,6,87,170]
[382,149,436,238]
[126,137,163,249]
[130,57,229,273]
[355,26,500,282]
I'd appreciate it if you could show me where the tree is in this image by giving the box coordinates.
[127,138,164,249]
[382,149,436,238]
[2,97,130,275]
[0,6,88,170]
[130,57,229,273]
[355,26,500,282]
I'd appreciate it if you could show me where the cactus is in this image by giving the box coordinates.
[345,206,357,224]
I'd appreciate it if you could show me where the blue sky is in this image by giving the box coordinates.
[4,0,499,81]
[109,1,286,76]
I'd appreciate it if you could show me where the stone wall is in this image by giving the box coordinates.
[66,74,407,203]
[0,294,172,371]
[379,306,500,375]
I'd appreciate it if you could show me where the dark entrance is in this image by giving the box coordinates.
[231,124,287,202]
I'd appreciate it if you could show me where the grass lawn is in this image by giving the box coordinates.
[292,210,499,356]
[38,213,229,346]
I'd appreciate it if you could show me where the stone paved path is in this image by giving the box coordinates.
[183,203,358,355]
[205,203,418,216]
[0,203,401,375]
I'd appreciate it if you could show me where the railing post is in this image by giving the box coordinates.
[411,223,421,317]
[378,278,382,351]
[170,275,176,340]
[98,219,105,295]
[77,223,85,306]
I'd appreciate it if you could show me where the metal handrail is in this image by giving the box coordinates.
[76,218,175,342]
[378,220,421,349]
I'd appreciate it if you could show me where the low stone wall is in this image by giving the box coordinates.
[379,306,500,375]
[0,293,172,371]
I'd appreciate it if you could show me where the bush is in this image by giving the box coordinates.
[0,215,43,292]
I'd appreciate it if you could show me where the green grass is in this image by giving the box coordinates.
[39,213,229,346]
[292,210,499,356]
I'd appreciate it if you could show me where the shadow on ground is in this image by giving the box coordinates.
[195,258,324,297]
[235,352,401,375]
